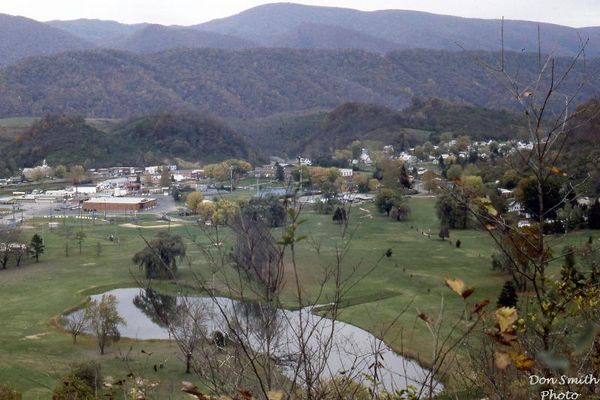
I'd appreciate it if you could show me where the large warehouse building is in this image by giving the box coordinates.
[82,197,157,212]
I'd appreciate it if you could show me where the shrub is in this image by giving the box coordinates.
[70,361,102,393]
[52,374,94,400]
[0,385,21,400]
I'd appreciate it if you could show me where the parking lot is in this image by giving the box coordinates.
[0,195,178,224]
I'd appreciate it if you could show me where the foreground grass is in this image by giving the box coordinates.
[0,198,596,398]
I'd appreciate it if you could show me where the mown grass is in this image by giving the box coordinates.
[0,197,597,398]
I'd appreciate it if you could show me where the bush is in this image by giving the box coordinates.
[52,374,95,400]
[0,385,21,400]
[70,361,102,393]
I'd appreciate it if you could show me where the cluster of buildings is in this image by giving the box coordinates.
[252,156,355,181]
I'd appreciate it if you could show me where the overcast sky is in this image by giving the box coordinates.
[1,0,599,27]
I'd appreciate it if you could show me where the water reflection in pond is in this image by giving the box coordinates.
[75,288,441,394]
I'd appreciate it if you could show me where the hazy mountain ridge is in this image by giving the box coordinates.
[110,24,257,52]
[0,47,598,119]
[0,14,94,66]
[271,22,401,52]
[46,19,149,46]
[194,3,600,56]
[3,3,600,65]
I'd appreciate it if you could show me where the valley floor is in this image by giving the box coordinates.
[0,198,596,398]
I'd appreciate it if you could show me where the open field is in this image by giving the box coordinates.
[0,197,597,398]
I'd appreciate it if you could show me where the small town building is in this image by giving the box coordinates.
[71,186,98,195]
[338,168,353,178]
[82,197,157,212]
[498,188,514,198]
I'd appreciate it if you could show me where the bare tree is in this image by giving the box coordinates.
[64,308,89,344]
[169,299,207,374]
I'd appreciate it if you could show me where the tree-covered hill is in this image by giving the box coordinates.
[0,97,529,172]
[0,113,256,172]
[0,48,598,119]
[564,98,600,194]
[6,115,118,168]
[231,99,528,157]
[110,113,256,164]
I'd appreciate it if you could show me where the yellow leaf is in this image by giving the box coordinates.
[512,353,535,371]
[267,391,284,400]
[495,307,518,333]
[494,351,511,370]
[445,278,475,299]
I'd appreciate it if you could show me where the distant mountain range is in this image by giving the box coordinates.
[0,14,92,66]
[0,47,598,119]
[195,3,600,56]
[1,3,600,66]
[109,25,256,53]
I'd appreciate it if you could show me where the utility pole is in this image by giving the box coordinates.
[229,166,234,193]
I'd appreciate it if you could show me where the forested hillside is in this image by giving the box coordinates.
[0,113,255,172]
[0,98,529,171]
[564,99,600,194]
[233,99,528,157]
[0,48,598,118]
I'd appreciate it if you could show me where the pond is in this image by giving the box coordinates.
[70,288,442,394]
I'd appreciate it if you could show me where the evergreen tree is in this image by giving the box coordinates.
[172,187,181,202]
[275,162,285,182]
[588,199,600,229]
[400,164,411,189]
[497,280,518,308]
[438,155,445,170]
[332,207,347,224]
[30,234,45,262]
